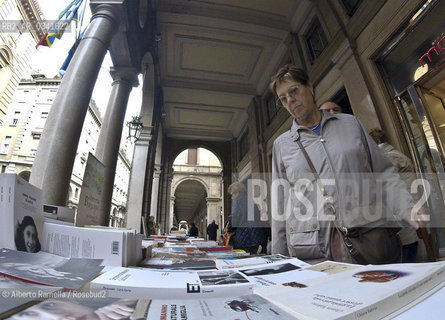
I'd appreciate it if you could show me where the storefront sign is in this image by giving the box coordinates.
[378,0,445,96]
[419,33,445,67]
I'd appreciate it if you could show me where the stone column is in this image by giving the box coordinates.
[206,197,221,226]
[149,164,162,219]
[95,67,138,226]
[30,5,120,205]
[169,196,176,231]
[126,128,151,231]
[126,53,156,231]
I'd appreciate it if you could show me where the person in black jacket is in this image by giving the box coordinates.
[188,222,199,237]
[207,220,219,241]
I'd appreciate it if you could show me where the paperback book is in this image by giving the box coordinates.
[146,294,297,319]
[4,296,140,320]
[42,222,137,266]
[239,259,325,287]
[0,275,62,318]
[215,254,305,270]
[90,267,254,299]
[0,248,103,290]
[139,256,216,270]
[0,174,43,253]
[255,261,445,320]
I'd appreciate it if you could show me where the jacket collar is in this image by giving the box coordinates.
[290,110,339,140]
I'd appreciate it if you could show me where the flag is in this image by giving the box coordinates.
[58,27,86,77]
[36,0,84,48]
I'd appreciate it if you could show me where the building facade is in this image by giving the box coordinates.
[18,0,444,259]
[0,0,44,124]
[0,74,131,225]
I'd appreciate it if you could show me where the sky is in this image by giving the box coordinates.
[33,0,142,126]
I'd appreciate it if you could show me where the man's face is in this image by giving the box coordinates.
[320,102,342,114]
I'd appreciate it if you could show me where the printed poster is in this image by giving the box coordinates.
[76,153,105,227]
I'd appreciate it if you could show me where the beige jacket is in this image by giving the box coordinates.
[271,111,414,261]
[378,142,419,245]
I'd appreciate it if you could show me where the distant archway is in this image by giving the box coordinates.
[169,147,224,238]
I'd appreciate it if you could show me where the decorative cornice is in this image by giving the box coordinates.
[17,0,45,41]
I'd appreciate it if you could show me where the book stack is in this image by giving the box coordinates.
[42,222,143,267]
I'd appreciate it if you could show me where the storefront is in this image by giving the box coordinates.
[377,0,445,253]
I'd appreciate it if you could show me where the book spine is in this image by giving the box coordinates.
[90,283,254,299]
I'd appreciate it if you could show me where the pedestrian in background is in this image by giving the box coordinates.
[369,128,420,263]
[227,182,267,254]
[207,220,219,241]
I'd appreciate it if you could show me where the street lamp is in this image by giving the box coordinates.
[126,116,143,141]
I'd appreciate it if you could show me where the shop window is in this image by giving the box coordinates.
[305,18,328,63]
[187,148,197,165]
[341,0,363,17]
[265,94,280,125]
[239,129,249,161]
[332,88,354,115]
[0,46,13,68]
[10,111,20,126]
[1,136,12,154]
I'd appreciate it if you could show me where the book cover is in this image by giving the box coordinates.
[0,275,62,318]
[239,259,325,287]
[215,254,304,270]
[146,294,297,319]
[90,267,254,299]
[139,256,216,270]
[4,297,139,320]
[255,261,445,320]
[0,248,103,290]
[0,174,43,254]
[305,260,362,275]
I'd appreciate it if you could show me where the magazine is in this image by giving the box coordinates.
[90,267,254,299]
[146,294,296,319]
[0,174,43,253]
[0,248,103,290]
[255,261,445,320]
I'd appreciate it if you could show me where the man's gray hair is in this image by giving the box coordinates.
[228,182,246,195]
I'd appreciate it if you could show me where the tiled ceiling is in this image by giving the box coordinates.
[155,0,299,141]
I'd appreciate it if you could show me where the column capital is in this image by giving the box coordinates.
[89,2,122,26]
[110,67,139,87]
